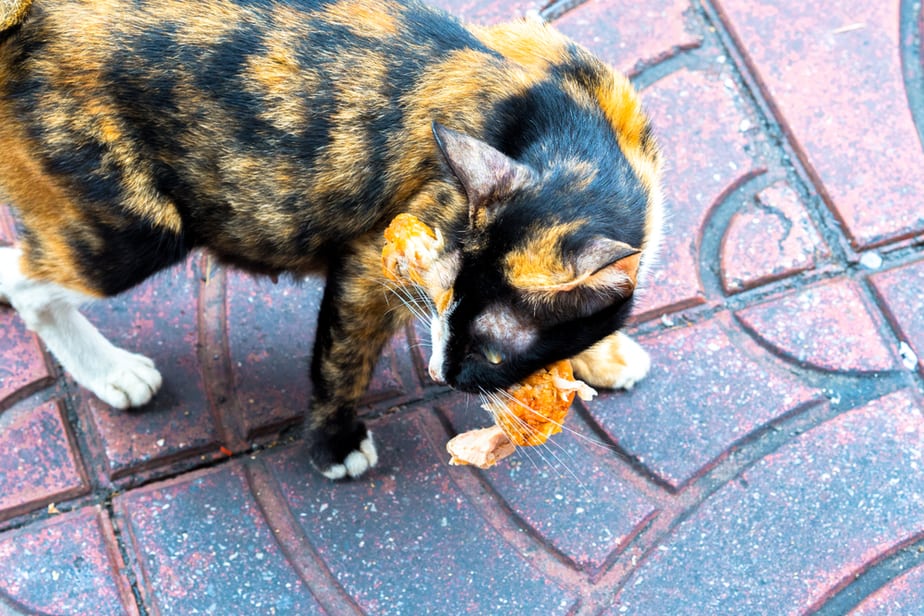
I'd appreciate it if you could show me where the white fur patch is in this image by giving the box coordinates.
[638,180,666,286]
[359,434,379,467]
[322,435,378,480]
[428,302,457,383]
[428,314,447,383]
[606,333,651,390]
[472,305,537,354]
[321,464,348,480]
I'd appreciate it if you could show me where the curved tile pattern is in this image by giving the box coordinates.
[590,313,821,489]
[735,279,898,374]
[266,411,579,615]
[0,507,136,616]
[610,389,924,614]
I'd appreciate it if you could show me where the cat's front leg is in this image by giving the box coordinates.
[570,331,651,391]
[304,251,406,479]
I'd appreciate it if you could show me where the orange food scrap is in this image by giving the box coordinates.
[382,213,442,286]
[489,360,596,446]
[381,213,452,313]
[446,360,597,468]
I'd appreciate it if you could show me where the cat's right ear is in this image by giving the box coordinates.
[432,122,534,228]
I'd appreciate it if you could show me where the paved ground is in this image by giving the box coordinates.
[1,0,923,614]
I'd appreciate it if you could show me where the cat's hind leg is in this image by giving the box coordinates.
[571,331,651,390]
[0,246,162,408]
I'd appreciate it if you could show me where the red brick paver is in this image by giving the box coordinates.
[713,0,924,250]
[554,0,702,77]
[735,279,898,373]
[611,390,924,615]
[0,401,88,522]
[0,506,137,615]
[870,257,924,377]
[1,1,922,614]
[720,180,829,293]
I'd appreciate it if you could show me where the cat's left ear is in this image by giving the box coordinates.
[432,122,534,227]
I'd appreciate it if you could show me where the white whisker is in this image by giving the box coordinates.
[489,390,585,484]
[466,388,618,501]
[493,387,620,454]
[482,389,546,473]
[378,278,435,327]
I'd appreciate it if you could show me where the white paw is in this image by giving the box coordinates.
[85,348,163,409]
[606,342,651,390]
[572,331,652,391]
[321,435,378,480]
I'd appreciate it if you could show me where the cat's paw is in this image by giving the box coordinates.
[321,436,378,480]
[307,423,378,480]
[571,331,651,391]
[82,348,163,409]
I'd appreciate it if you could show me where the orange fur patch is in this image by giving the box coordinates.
[592,74,664,259]
[0,128,101,294]
[248,33,317,133]
[504,221,585,290]
[322,0,400,38]
[506,223,640,305]
[310,51,390,202]
[473,17,571,71]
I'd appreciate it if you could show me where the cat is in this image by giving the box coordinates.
[0,0,663,479]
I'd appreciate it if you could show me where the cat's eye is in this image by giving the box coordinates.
[484,349,504,365]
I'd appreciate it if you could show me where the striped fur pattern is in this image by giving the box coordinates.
[0,0,663,478]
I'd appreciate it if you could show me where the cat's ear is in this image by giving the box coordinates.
[512,237,642,316]
[572,238,642,293]
[431,122,534,227]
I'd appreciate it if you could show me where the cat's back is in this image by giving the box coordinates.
[0,0,495,272]
[0,0,661,284]
[1,0,480,80]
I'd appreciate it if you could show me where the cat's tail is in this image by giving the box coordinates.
[0,0,32,31]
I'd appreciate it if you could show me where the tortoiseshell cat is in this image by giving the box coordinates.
[0,0,663,479]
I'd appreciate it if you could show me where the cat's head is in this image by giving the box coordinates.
[425,122,661,393]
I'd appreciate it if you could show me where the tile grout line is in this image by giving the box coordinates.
[694,0,924,258]
[898,0,924,152]
[0,385,462,531]
[858,274,924,402]
[103,499,151,616]
[243,460,366,616]
[591,272,923,602]
[628,242,924,342]
[691,0,858,262]
[421,407,595,595]
[586,398,844,607]
[569,399,681,498]
[196,256,245,450]
[694,168,772,300]
[540,0,589,22]
[810,531,924,615]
